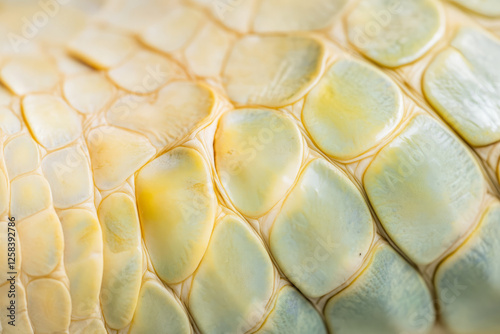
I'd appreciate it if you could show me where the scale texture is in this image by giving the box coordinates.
[0,0,499,333]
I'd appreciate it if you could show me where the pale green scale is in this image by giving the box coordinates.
[435,202,500,334]
[257,286,327,334]
[364,115,485,265]
[450,0,500,17]
[270,159,374,297]
[346,0,442,67]
[129,281,191,334]
[325,243,435,334]
[424,27,500,146]
[189,216,275,334]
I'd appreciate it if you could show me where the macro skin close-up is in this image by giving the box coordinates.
[1,0,500,333]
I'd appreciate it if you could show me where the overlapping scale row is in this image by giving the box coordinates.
[0,0,499,333]
[0,111,73,333]
[338,0,500,195]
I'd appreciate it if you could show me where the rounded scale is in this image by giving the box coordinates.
[4,134,39,179]
[270,159,374,297]
[256,285,327,334]
[303,58,403,160]
[0,281,32,333]
[10,174,51,220]
[68,26,137,69]
[346,0,442,67]
[129,280,191,334]
[63,72,114,114]
[27,279,71,333]
[325,243,435,334]
[0,56,59,95]
[215,108,303,218]
[424,27,500,147]
[136,147,216,284]
[22,94,81,150]
[435,201,500,334]
[17,210,64,277]
[59,209,103,319]
[185,22,233,77]
[364,115,485,265]
[222,35,324,107]
[98,193,142,330]
[42,146,93,209]
[189,215,275,334]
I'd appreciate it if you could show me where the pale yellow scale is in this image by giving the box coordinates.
[107,50,185,94]
[185,22,233,77]
[10,174,51,220]
[42,146,93,209]
[0,281,32,333]
[0,56,59,95]
[97,193,142,330]
[87,126,156,190]
[107,81,215,148]
[303,58,403,160]
[4,134,39,179]
[136,147,216,284]
[70,318,107,334]
[59,209,103,320]
[140,6,205,54]
[222,35,324,107]
[26,278,72,333]
[215,108,303,218]
[22,94,82,150]
[68,26,137,70]
[17,209,64,277]
[63,73,115,115]
[0,106,20,135]
[0,170,7,217]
